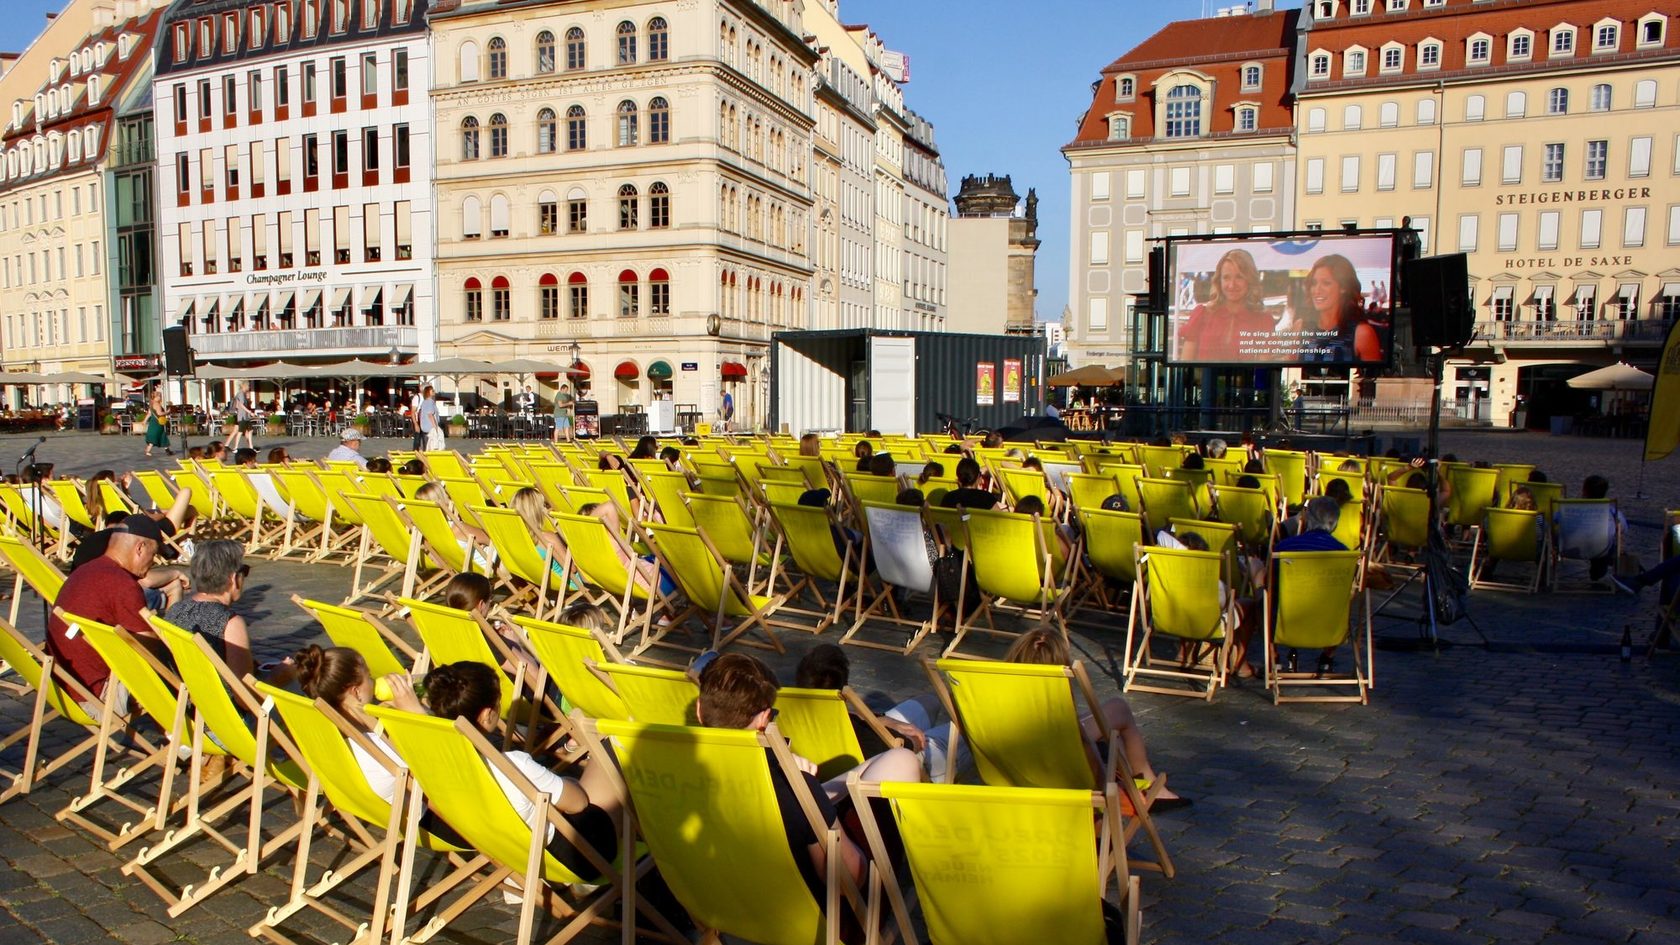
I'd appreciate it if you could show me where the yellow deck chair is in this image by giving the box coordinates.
[773,686,899,782]
[132,470,185,518]
[1374,485,1431,566]
[1210,485,1276,550]
[584,718,868,945]
[54,610,195,852]
[475,505,562,617]
[760,479,810,507]
[1205,454,1244,483]
[1329,499,1368,555]
[47,480,100,532]
[848,501,943,654]
[0,483,68,556]
[1264,550,1372,704]
[293,595,421,682]
[551,512,688,653]
[357,472,406,502]
[421,450,469,480]
[591,662,697,725]
[1492,463,1536,506]
[314,468,372,529]
[438,477,494,528]
[1446,465,1500,537]
[848,780,1138,945]
[206,468,285,556]
[1551,498,1622,592]
[512,616,631,722]
[1524,480,1564,520]
[98,478,139,518]
[1096,464,1146,514]
[928,658,1173,877]
[1167,467,1215,514]
[1136,444,1182,479]
[1074,507,1146,616]
[1067,472,1124,515]
[1470,508,1549,593]
[785,455,828,489]
[1315,470,1367,502]
[0,618,115,805]
[343,493,437,608]
[954,508,1071,656]
[996,467,1050,511]
[138,617,309,915]
[767,500,862,635]
[273,468,354,562]
[248,681,482,945]
[643,522,785,653]
[687,492,776,594]
[400,597,527,724]
[0,534,67,624]
[842,473,901,509]
[1123,545,1234,700]
[401,498,482,581]
[638,470,696,528]
[393,472,431,498]
[582,469,638,519]
[1262,449,1310,509]
[1136,478,1200,533]
[370,707,678,945]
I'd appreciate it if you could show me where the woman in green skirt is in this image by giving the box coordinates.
[144,388,173,457]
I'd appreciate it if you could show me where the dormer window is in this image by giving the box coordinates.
[1467,34,1491,64]
[1386,0,1407,11]
[1594,20,1620,52]
[1241,64,1262,90]
[1639,15,1666,47]
[173,23,189,62]
[198,18,212,56]
[249,8,264,48]
[1316,1,1335,20]
[1345,48,1366,75]
[1116,75,1134,100]
[1162,83,1204,138]
[222,13,238,52]
[1106,114,1129,140]
[1310,51,1331,78]
[1235,105,1258,132]
[1381,43,1403,71]
[1551,26,1576,56]
[1419,40,1441,68]
[1351,0,1370,13]
[1509,30,1533,60]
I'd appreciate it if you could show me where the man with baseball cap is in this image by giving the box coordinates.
[48,516,173,698]
[326,427,369,468]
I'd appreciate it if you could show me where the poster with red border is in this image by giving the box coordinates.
[976,362,996,406]
[1002,359,1022,403]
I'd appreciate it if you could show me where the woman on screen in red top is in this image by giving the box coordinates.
[1302,253,1384,363]
[1178,248,1275,362]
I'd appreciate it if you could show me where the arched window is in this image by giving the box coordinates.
[1235,106,1256,132]
[537,189,558,234]
[618,183,639,230]
[1163,84,1202,138]
[487,37,507,80]
[461,116,480,160]
[649,267,670,315]
[616,100,638,146]
[618,269,639,317]
[567,271,588,318]
[491,275,510,320]
[490,194,510,237]
[649,181,670,229]
[488,112,508,157]
[1547,88,1569,115]
[566,105,587,150]
[647,17,668,61]
[463,276,483,320]
[459,40,479,82]
[616,20,637,65]
[1591,83,1612,111]
[1416,97,1437,124]
[538,273,559,319]
[1343,104,1362,129]
[648,96,670,143]
[537,107,556,153]
[565,27,585,70]
[535,31,555,74]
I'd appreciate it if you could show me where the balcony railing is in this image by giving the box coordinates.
[191,326,417,357]
[1469,318,1675,346]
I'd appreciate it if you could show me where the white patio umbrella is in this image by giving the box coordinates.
[414,357,497,408]
[1566,362,1655,391]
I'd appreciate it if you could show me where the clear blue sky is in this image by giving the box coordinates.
[0,0,1286,325]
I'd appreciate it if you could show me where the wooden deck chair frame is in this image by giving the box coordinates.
[0,618,138,806]
[292,594,423,681]
[1469,508,1550,593]
[685,492,779,597]
[773,685,901,782]
[52,609,198,853]
[1262,551,1372,705]
[847,778,1140,945]
[342,493,436,611]
[206,469,287,558]
[1069,507,1146,622]
[924,658,1173,877]
[642,522,787,655]
[578,717,872,945]
[400,497,489,595]
[272,469,357,563]
[248,469,318,561]
[764,500,868,636]
[846,502,944,655]
[132,616,310,915]
[551,513,693,657]
[1122,545,1235,701]
[1550,499,1623,593]
[0,482,67,558]
[1445,465,1500,550]
[0,534,67,625]
[370,707,687,945]
[475,505,563,619]
[247,682,491,945]
[945,508,1072,658]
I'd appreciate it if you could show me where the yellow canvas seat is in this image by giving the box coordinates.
[292,595,420,682]
[1262,449,1310,510]
[1314,470,1367,502]
[1524,480,1564,520]
[1470,508,1549,593]
[1492,463,1536,506]
[400,597,537,735]
[687,492,776,594]
[1374,485,1431,565]
[847,501,943,654]
[0,619,113,805]
[273,469,354,562]
[1074,507,1146,616]
[848,780,1139,945]
[421,450,470,480]
[1210,485,1276,551]
[1,482,67,555]
[369,706,678,945]
[476,505,564,617]
[1123,545,1234,700]
[1135,478,1200,533]
[996,466,1051,512]
[1263,551,1372,704]
[1166,467,1214,513]
[343,493,440,609]
[928,658,1172,876]
[438,477,495,529]
[0,534,67,624]
[205,469,286,557]
[401,497,483,580]
[47,480,100,532]
[842,473,900,509]
[644,522,785,653]
[772,686,898,782]
[1445,465,1500,541]
[1064,472,1123,515]
[767,500,864,635]
[584,718,869,945]
[638,470,696,528]
[1136,444,1183,479]
[138,617,308,915]
[591,662,697,725]
[552,512,689,654]
[248,681,481,945]
[952,508,1071,656]
[1551,498,1622,592]
[512,616,631,722]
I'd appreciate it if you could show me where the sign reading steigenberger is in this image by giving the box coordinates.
[1494,186,1652,206]
[245,271,329,286]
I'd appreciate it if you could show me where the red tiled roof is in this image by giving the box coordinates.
[1107,9,1300,71]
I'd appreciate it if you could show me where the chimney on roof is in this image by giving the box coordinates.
[1256,0,1274,11]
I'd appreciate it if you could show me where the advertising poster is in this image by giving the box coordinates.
[1002,358,1022,403]
[976,362,996,406]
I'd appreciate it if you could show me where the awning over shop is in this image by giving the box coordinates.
[1571,284,1596,305]
[1529,285,1555,305]
[647,360,674,381]
[1488,285,1514,305]
[721,361,748,379]
[614,360,640,380]
[567,361,590,379]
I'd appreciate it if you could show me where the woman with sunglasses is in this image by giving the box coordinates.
[162,539,256,679]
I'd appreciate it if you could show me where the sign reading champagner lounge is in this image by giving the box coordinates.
[245,270,329,286]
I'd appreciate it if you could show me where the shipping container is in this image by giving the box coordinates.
[770,329,1047,436]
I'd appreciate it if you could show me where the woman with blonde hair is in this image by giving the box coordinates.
[1177,247,1274,362]
[143,387,173,457]
[510,486,569,582]
[414,481,496,566]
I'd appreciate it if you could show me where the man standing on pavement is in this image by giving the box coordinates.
[327,428,370,468]
[552,382,575,443]
[409,386,426,450]
[47,516,174,700]
[229,383,258,451]
[416,385,441,451]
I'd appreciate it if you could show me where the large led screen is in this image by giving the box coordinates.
[1167,233,1397,367]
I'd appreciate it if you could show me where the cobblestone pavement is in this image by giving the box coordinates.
[1,429,1677,945]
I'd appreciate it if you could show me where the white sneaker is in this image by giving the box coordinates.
[177,539,196,563]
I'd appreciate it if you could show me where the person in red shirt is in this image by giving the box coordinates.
[1177,248,1275,363]
[46,516,169,698]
